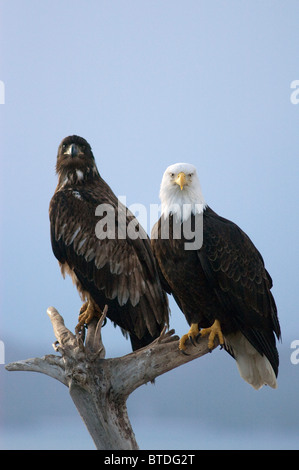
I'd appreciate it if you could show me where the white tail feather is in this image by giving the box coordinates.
[225,332,277,390]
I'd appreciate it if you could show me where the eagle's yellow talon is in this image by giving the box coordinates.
[179,323,200,350]
[179,333,189,350]
[76,300,102,333]
[199,319,224,350]
[79,301,89,316]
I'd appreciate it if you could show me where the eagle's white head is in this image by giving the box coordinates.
[159,163,206,221]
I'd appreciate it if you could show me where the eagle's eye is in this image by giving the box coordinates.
[62,143,67,150]
[169,173,174,178]
[188,173,193,178]
[81,145,86,151]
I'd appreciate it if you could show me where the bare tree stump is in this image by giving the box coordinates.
[5,306,217,450]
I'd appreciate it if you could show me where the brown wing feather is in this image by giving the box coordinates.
[151,207,280,375]
[198,207,280,374]
[49,184,169,350]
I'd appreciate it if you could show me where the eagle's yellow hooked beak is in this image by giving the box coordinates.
[175,172,187,190]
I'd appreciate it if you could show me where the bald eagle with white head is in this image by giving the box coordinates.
[151,163,281,389]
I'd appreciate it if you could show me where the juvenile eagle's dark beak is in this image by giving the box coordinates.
[65,143,79,157]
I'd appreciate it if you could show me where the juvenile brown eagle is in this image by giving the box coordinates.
[49,135,169,350]
[151,163,281,389]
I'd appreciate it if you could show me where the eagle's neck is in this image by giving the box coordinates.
[160,186,206,222]
[57,165,100,189]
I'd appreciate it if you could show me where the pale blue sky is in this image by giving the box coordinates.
[1,0,299,450]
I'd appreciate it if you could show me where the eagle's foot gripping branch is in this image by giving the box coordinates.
[199,319,224,351]
[179,320,224,352]
[179,323,200,351]
[76,300,103,335]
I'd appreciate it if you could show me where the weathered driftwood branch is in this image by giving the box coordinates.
[6,306,217,450]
